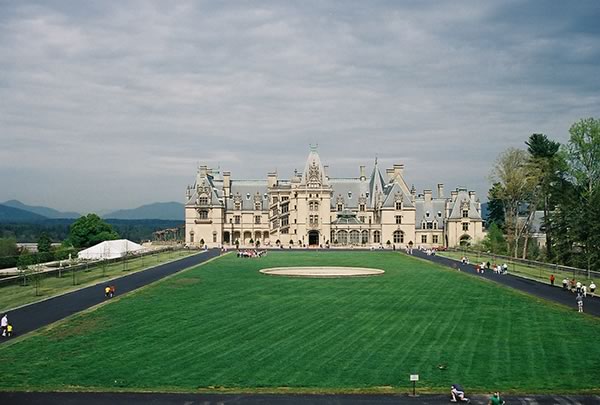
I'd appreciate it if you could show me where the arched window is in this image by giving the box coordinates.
[393,230,404,244]
[373,230,381,243]
[337,230,348,245]
[349,230,360,244]
[361,230,369,244]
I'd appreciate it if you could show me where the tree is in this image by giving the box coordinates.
[552,118,600,271]
[481,222,507,255]
[525,133,561,259]
[68,214,119,249]
[489,148,538,258]
[37,232,52,253]
[486,182,505,228]
[0,237,18,257]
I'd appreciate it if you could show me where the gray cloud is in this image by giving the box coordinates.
[1,0,599,212]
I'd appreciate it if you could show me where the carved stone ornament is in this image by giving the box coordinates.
[336,194,344,205]
[308,161,321,184]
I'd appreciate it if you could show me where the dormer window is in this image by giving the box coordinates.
[348,192,352,199]
[426,211,430,217]
[462,210,469,218]
[199,196,208,205]
[438,211,442,217]
[359,204,365,212]
[263,193,268,200]
[234,202,241,210]
[246,193,251,200]
[366,192,369,198]
[395,201,402,210]
[337,204,343,211]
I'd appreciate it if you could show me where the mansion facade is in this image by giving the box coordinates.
[185,149,484,249]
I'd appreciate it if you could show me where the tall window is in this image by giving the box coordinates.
[190,231,194,243]
[359,204,365,212]
[361,230,369,244]
[281,203,289,213]
[255,215,261,224]
[198,210,208,219]
[309,201,319,211]
[462,222,469,231]
[234,215,241,224]
[213,233,217,243]
[282,217,289,226]
[395,215,402,224]
[426,222,433,229]
[273,196,279,204]
[349,230,360,244]
[393,230,404,244]
[359,216,365,223]
[395,201,402,210]
[255,202,262,211]
[373,230,381,243]
[421,235,427,243]
[432,235,439,244]
[337,204,343,211]
[462,209,469,218]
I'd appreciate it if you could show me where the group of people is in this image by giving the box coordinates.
[560,277,596,313]
[237,249,267,258]
[474,261,508,275]
[104,285,116,298]
[1,313,13,337]
[451,384,505,404]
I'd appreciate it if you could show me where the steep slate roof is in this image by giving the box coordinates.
[381,182,414,208]
[415,198,446,229]
[447,189,482,220]
[329,178,369,209]
[227,180,269,211]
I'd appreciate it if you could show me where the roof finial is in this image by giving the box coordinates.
[374,155,378,165]
[310,143,318,152]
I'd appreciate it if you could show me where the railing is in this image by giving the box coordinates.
[0,246,186,288]
[442,247,599,284]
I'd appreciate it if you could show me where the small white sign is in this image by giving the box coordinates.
[410,374,419,381]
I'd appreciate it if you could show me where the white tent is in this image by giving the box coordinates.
[77,239,145,260]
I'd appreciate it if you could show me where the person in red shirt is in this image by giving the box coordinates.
[550,274,555,286]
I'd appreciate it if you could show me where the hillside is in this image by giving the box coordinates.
[0,204,48,223]
[2,200,80,219]
[103,202,184,221]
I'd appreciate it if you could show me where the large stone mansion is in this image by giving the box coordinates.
[185,149,484,248]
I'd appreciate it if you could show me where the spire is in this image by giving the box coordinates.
[369,157,385,206]
[301,146,328,186]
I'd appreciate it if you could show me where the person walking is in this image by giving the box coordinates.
[550,274,555,286]
[1,313,7,337]
[488,392,505,405]
[590,281,596,296]
[562,278,568,290]
[576,294,584,313]
[582,284,587,298]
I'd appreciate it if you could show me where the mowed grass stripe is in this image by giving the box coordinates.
[1,251,600,393]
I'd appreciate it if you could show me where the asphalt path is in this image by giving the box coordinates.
[1,392,599,405]
[408,250,600,317]
[0,249,220,343]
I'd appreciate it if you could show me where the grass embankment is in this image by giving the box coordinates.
[438,250,583,286]
[1,251,599,393]
[0,249,194,312]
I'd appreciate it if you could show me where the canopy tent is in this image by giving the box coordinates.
[77,239,145,260]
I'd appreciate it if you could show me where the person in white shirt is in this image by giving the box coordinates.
[1,313,8,337]
[582,284,587,297]
[590,281,596,296]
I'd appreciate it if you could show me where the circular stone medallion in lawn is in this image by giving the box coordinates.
[260,267,385,278]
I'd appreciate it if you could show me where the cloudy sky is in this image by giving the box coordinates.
[1,1,599,213]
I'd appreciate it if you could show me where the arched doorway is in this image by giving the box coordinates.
[460,234,471,247]
[308,231,319,246]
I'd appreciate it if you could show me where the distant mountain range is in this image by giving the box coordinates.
[103,202,184,221]
[2,200,80,219]
[0,200,184,223]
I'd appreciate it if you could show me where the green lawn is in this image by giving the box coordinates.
[0,251,599,394]
[0,249,194,312]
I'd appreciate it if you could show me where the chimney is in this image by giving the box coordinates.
[268,172,277,188]
[199,165,208,177]
[469,191,476,202]
[451,189,458,201]
[410,185,416,202]
[323,165,329,180]
[424,189,432,203]
[393,164,404,179]
[437,183,444,198]
[386,168,395,182]
[223,171,231,197]
[359,165,366,181]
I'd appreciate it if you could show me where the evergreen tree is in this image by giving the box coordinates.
[68,214,120,248]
